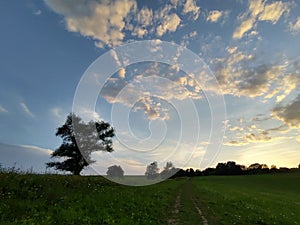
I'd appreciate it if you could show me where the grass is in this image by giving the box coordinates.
[190,173,300,225]
[0,173,185,224]
[1,172,300,224]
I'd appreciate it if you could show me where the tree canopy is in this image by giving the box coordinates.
[46,113,115,175]
[145,161,159,179]
[106,165,124,178]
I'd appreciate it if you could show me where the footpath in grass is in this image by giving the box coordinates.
[167,173,300,225]
[0,173,185,225]
[185,174,300,225]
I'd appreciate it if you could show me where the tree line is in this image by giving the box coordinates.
[46,114,300,178]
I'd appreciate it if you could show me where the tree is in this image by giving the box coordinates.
[46,113,115,175]
[106,165,124,178]
[160,161,177,179]
[145,161,159,179]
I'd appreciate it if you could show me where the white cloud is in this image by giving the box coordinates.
[20,102,35,118]
[233,17,255,39]
[0,105,8,113]
[224,140,249,146]
[34,10,42,15]
[156,13,181,36]
[136,7,153,26]
[290,17,300,32]
[248,0,265,17]
[233,0,290,39]
[182,0,200,20]
[45,0,137,47]
[207,10,223,23]
[51,107,63,118]
[258,1,290,24]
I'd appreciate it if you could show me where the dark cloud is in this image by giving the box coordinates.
[272,94,300,128]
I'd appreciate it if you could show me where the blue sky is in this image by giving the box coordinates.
[0,0,300,174]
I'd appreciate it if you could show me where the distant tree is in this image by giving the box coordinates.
[46,113,115,175]
[160,161,178,179]
[172,168,186,178]
[194,169,202,176]
[186,168,195,177]
[248,163,262,170]
[298,163,300,169]
[270,165,277,171]
[106,165,124,178]
[202,167,216,176]
[216,161,244,175]
[145,161,159,179]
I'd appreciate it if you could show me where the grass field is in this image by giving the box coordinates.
[1,172,300,224]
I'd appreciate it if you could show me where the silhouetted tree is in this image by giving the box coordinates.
[172,168,186,178]
[145,161,159,179]
[186,168,195,177]
[106,165,124,178]
[160,161,178,179]
[215,161,244,175]
[194,169,203,176]
[46,113,115,175]
[202,167,216,176]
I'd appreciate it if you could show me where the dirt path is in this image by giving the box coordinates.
[168,191,181,225]
[191,197,209,225]
[168,179,209,225]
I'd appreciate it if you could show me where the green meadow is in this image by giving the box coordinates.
[1,173,300,225]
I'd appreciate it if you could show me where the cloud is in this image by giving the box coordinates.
[99,62,205,120]
[258,1,290,24]
[0,143,52,173]
[0,105,8,113]
[182,0,200,20]
[248,0,265,17]
[230,126,244,131]
[20,102,35,118]
[233,17,255,39]
[272,94,300,128]
[266,124,289,133]
[51,107,63,118]
[34,10,42,15]
[136,7,153,26]
[207,10,223,23]
[118,68,126,79]
[211,49,288,98]
[244,131,272,142]
[224,140,249,146]
[233,0,290,39]
[156,13,181,36]
[290,17,300,32]
[131,7,153,37]
[225,130,274,147]
[45,0,137,47]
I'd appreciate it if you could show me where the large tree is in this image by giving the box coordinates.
[46,113,115,175]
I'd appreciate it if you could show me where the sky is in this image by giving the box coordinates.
[0,0,300,175]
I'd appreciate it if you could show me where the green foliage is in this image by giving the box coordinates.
[145,161,159,179]
[106,165,124,178]
[46,113,115,175]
